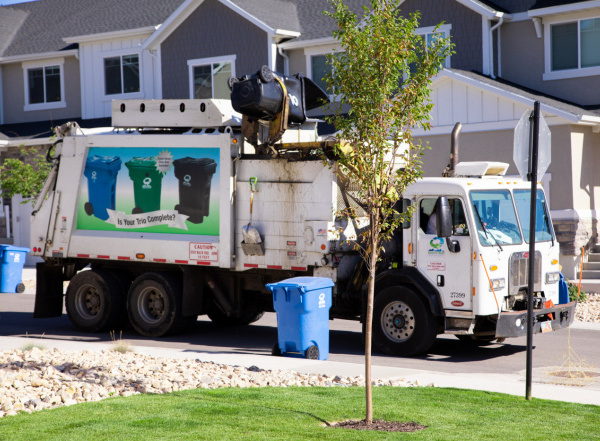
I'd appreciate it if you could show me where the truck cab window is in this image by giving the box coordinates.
[420,198,469,236]
[470,190,522,246]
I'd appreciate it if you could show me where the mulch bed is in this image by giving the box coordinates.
[333,419,426,432]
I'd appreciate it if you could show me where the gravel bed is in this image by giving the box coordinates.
[575,293,600,323]
[0,348,412,418]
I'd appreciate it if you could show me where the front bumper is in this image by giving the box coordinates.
[495,301,576,338]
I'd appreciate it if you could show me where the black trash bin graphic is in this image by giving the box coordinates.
[173,157,217,224]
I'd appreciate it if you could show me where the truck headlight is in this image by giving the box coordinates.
[546,272,560,284]
[490,278,505,291]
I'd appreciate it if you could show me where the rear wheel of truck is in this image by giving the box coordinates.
[373,286,437,357]
[127,272,192,337]
[65,270,125,333]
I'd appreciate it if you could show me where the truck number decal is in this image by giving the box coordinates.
[450,292,466,298]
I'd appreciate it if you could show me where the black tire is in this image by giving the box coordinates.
[207,306,264,326]
[132,207,143,214]
[127,272,192,337]
[16,283,25,293]
[84,202,93,216]
[305,345,319,360]
[372,286,438,356]
[65,270,125,333]
[259,65,273,83]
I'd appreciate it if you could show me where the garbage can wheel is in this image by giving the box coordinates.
[305,345,319,360]
[228,76,239,91]
[132,207,143,214]
[259,65,273,83]
[84,202,94,216]
[15,283,25,293]
[272,343,282,357]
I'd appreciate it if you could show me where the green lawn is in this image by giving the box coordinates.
[0,386,598,440]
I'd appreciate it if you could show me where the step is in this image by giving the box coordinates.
[578,270,600,280]
[583,261,600,271]
[587,253,600,262]
[578,279,600,294]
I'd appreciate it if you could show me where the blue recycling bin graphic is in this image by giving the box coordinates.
[266,277,334,360]
[83,155,122,220]
[0,245,30,293]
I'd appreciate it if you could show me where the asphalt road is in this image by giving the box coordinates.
[1,292,599,378]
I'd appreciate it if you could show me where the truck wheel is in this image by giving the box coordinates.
[207,306,264,326]
[373,286,437,356]
[127,272,191,337]
[65,270,125,333]
[84,202,93,216]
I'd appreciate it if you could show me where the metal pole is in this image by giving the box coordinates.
[526,101,540,401]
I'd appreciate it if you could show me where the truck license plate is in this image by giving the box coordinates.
[541,321,552,333]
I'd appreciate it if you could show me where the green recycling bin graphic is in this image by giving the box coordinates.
[125,157,164,214]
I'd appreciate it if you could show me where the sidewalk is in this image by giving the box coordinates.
[9,267,600,407]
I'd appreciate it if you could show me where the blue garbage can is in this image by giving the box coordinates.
[266,277,334,360]
[0,245,30,293]
[83,155,122,220]
[558,272,570,304]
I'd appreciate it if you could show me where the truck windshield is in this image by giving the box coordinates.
[513,189,554,243]
[470,190,522,246]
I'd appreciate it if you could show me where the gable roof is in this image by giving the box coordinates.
[0,0,185,58]
[421,68,600,136]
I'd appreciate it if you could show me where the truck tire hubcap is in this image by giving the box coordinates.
[76,285,101,318]
[138,287,166,323]
[381,301,415,343]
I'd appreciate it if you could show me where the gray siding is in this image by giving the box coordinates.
[501,20,600,105]
[1,56,81,124]
[161,0,268,99]
[400,0,483,72]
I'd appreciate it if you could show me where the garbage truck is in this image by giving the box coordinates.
[30,67,576,356]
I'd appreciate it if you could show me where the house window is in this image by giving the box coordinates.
[104,54,140,95]
[27,65,61,104]
[416,25,451,68]
[188,56,235,100]
[23,59,66,111]
[311,54,331,94]
[551,18,600,71]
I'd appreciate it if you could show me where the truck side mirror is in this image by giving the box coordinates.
[436,196,460,253]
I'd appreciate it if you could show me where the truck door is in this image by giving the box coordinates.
[416,197,472,311]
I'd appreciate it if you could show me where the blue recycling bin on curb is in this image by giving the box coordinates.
[0,245,29,293]
[83,155,122,220]
[266,277,334,360]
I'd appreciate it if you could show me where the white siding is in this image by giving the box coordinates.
[79,34,155,119]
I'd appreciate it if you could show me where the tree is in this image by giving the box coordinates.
[0,147,53,205]
[324,0,453,424]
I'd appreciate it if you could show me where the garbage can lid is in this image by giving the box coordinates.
[0,245,30,253]
[266,277,334,293]
[86,155,122,170]
[125,157,157,170]
[174,157,215,167]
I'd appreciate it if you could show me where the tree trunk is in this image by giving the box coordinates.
[365,213,379,425]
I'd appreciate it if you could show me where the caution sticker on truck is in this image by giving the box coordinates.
[189,243,218,262]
